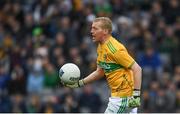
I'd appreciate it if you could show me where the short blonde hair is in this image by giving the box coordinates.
[93,17,112,33]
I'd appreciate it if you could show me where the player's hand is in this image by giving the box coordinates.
[128,89,141,108]
[64,79,84,88]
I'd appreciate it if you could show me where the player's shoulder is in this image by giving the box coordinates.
[109,37,125,49]
[105,37,124,54]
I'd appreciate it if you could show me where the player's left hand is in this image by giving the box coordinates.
[128,89,141,108]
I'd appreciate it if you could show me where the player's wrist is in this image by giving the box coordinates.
[78,79,85,87]
[133,89,141,97]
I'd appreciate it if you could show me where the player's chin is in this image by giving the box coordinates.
[92,38,97,42]
[92,39,96,42]
[93,40,98,43]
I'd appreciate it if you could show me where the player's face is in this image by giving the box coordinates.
[91,21,105,42]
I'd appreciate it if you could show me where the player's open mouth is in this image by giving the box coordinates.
[92,35,95,40]
[91,34,95,38]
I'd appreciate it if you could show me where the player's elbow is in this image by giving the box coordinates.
[137,64,142,73]
[97,68,104,76]
[131,62,142,74]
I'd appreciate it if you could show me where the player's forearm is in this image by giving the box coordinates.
[83,69,104,85]
[131,62,142,90]
[133,69,142,90]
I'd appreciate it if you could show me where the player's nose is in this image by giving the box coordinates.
[91,29,93,34]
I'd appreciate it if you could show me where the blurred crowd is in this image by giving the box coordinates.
[0,0,180,113]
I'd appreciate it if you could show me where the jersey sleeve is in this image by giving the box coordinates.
[113,48,135,69]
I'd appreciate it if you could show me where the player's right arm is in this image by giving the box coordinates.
[83,66,104,85]
[65,66,104,88]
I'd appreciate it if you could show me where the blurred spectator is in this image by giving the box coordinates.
[11,94,26,113]
[175,90,180,112]
[49,32,67,68]
[0,66,10,91]
[42,95,63,113]
[166,82,176,112]
[68,47,82,64]
[158,71,171,89]
[154,89,168,112]
[43,63,59,88]
[171,41,180,67]
[26,94,42,113]
[0,47,10,74]
[159,26,178,54]
[7,64,26,95]
[62,94,80,113]
[138,46,162,81]
[33,0,54,24]
[78,84,102,113]
[0,92,12,112]
[57,16,79,47]
[148,81,160,112]
[140,90,150,113]
[164,0,180,24]
[173,66,180,89]
[27,59,44,94]
[94,0,112,17]
[128,22,144,51]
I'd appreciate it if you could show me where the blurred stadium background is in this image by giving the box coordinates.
[0,0,180,113]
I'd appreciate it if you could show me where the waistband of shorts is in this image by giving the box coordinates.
[111,91,132,97]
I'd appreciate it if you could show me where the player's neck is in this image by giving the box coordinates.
[100,34,111,44]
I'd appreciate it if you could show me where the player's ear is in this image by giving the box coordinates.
[104,29,109,34]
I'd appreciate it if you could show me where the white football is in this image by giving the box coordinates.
[59,63,80,84]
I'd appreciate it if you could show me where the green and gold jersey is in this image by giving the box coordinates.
[97,36,135,97]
